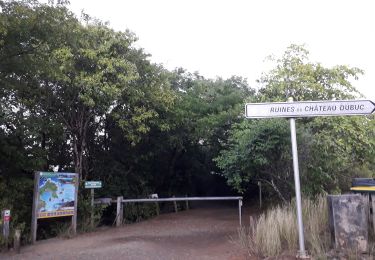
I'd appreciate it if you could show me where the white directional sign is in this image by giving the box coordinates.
[245,100,375,118]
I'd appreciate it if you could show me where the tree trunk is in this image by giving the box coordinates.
[70,109,90,181]
[41,132,48,170]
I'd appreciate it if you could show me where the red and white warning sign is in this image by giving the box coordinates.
[3,210,10,222]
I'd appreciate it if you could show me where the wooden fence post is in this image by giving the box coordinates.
[238,199,242,226]
[71,173,79,236]
[31,172,40,244]
[155,201,160,216]
[173,195,178,213]
[14,229,21,254]
[116,196,123,227]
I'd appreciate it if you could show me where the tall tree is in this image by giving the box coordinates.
[42,21,140,179]
[0,0,177,181]
[257,44,363,102]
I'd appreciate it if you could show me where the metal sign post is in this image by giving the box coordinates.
[289,106,306,257]
[245,98,374,258]
[84,181,102,228]
[2,209,11,247]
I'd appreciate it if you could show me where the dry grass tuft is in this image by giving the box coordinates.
[236,195,330,258]
[303,195,330,257]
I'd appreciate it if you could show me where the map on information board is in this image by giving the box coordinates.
[37,172,77,219]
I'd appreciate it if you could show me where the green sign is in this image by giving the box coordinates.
[84,181,102,189]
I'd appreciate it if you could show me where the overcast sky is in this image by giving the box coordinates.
[69,0,374,100]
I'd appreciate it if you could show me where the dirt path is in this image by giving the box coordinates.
[3,205,249,260]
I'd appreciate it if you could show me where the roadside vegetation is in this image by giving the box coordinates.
[0,0,374,255]
[236,196,330,258]
[235,196,375,258]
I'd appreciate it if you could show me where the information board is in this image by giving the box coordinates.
[36,172,78,219]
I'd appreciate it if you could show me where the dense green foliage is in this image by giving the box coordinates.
[0,0,254,242]
[215,45,374,201]
[0,0,373,245]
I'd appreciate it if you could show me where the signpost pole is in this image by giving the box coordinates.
[84,181,102,228]
[290,117,308,257]
[91,188,94,229]
[288,98,308,258]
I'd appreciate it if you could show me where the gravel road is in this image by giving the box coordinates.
[2,205,248,260]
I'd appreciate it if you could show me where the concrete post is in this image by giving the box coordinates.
[328,194,369,252]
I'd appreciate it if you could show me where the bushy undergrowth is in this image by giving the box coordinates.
[236,195,329,258]
[123,203,159,224]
